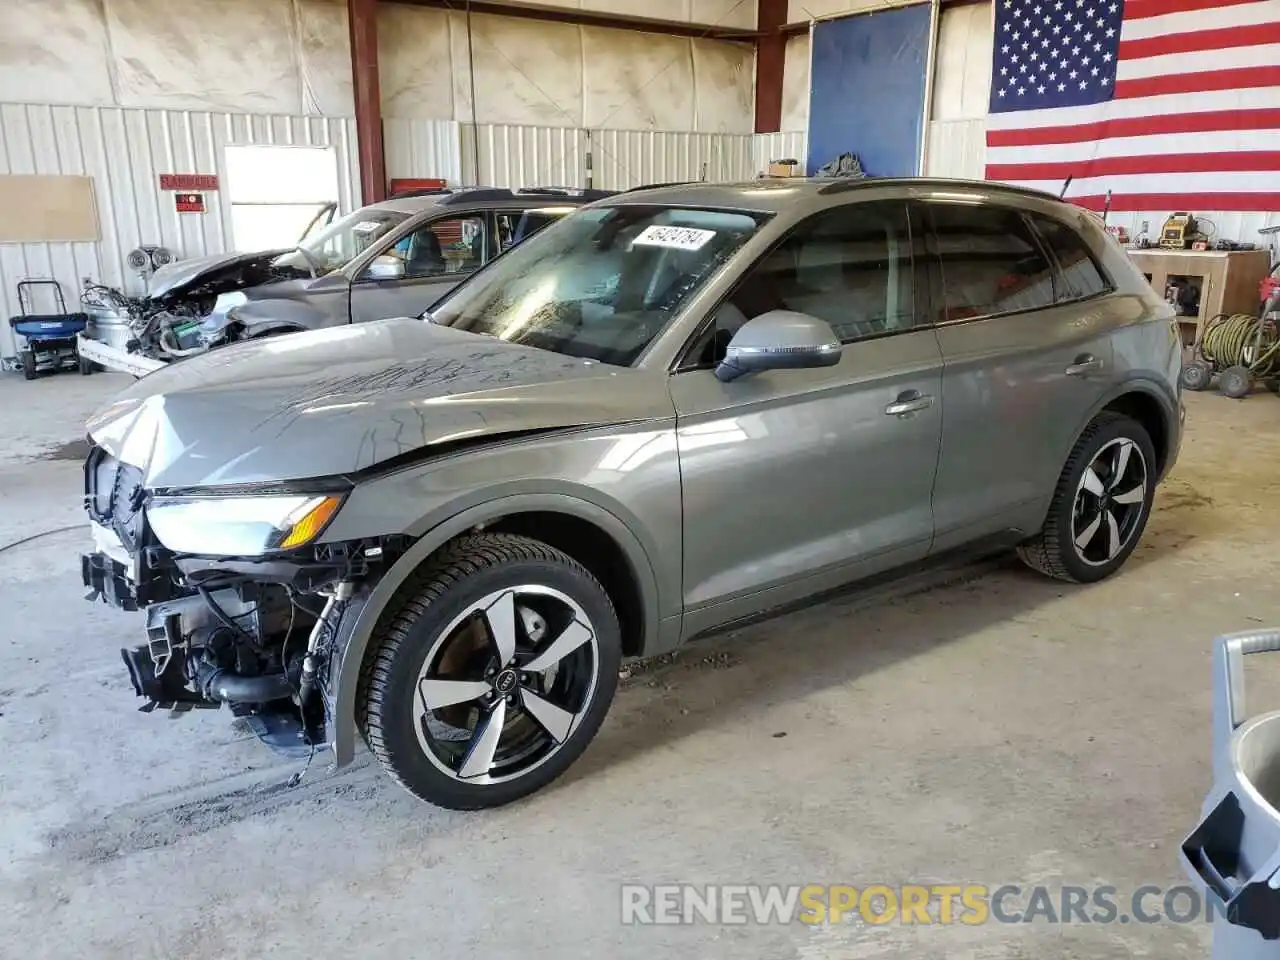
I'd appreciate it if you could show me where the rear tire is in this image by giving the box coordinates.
[1017,412,1156,583]
[359,533,621,810]
[21,351,36,381]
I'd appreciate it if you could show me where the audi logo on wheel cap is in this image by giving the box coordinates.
[494,669,518,695]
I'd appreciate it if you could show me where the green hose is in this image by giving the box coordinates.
[1201,313,1280,376]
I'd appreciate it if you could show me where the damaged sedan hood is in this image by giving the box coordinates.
[86,318,673,489]
[147,250,289,300]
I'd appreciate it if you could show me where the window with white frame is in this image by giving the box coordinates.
[224,145,340,252]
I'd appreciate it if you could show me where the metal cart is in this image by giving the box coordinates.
[7,279,89,380]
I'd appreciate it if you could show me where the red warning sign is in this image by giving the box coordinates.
[175,192,206,213]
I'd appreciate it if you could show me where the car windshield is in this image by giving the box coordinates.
[429,204,770,366]
[274,207,410,274]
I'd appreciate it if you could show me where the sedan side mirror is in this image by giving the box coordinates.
[714,310,842,382]
[364,254,406,281]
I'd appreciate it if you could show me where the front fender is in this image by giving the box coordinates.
[325,491,665,768]
[228,298,328,338]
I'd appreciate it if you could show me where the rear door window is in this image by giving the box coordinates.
[495,209,566,253]
[922,202,1057,322]
[1028,214,1112,302]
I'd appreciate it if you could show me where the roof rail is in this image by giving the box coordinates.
[388,187,453,199]
[436,186,618,205]
[816,176,1064,203]
[620,180,700,194]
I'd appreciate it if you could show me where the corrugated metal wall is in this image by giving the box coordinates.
[461,124,590,190]
[587,130,756,190]
[753,132,807,175]
[383,119,464,185]
[0,103,359,360]
[389,119,767,190]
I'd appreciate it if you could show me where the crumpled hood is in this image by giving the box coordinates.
[86,318,672,488]
[147,250,287,300]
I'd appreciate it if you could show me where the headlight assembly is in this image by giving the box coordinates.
[146,493,344,556]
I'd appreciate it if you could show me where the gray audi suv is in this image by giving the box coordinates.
[81,178,1183,809]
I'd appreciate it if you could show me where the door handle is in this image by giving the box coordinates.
[885,395,935,417]
[1065,356,1104,377]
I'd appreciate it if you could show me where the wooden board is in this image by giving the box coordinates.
[0,175,99,243]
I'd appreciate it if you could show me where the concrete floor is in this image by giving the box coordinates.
[2,370,1279,960]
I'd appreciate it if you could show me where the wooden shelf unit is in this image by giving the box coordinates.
[1126,248,1271,346]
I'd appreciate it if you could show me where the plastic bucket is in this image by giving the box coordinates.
[1181,630,1280,958]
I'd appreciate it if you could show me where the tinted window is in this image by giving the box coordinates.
[430,205,768,367]
[383,215,486,279]
[496,210,565,252]
[1030,214,1111,301]
[707,201,916,356]
[926,203,1056,321]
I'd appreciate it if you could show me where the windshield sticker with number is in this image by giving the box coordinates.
[632,225,716,251]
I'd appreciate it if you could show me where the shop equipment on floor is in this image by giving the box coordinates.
[7,279,89,380]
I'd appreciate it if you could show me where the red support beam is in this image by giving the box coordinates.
[754,0,788,133]
[349,0,386,204]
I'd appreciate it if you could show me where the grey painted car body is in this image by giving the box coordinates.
[85,177,1184,768]
[220,191,607,334]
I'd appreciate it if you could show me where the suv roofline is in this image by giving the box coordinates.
[814,176,1067,205]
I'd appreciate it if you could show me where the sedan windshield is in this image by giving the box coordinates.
[429,204,769,366]
[275,208,409,274]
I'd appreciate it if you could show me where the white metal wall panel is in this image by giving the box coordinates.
[753,132,808,176]
[0,103,359,360]
[923,119,987,179]
[384,119,465,185]
[461,124,589,189]
[588,129,756,190]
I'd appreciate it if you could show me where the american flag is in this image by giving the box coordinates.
[985,0,1280,212]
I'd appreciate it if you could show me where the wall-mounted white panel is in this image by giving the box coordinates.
[923,119,986,178]
[583,28,693,131]
[930,2,993,120]
[107,0,304,114]
[384,120,466,185]
[0,104,359,360]
[0,0,116,107]
[589,129,755,189]
[298,0,355,116]
[462,124,590,189]
[486,0,756,28]
[378,5,456,121]
[470,15,586,127]
[753,132,808,175]
[780,33,811,133]
[692,39,755,133]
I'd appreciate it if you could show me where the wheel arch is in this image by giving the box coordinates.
[329,492,663,768]
[1071,379,1180,480]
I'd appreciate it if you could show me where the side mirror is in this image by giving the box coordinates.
[714,310,841,382]
[364,254,406,281]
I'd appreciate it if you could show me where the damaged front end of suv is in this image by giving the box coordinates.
[83,442,375,756]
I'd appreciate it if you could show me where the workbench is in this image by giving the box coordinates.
[1126,248,1271,345]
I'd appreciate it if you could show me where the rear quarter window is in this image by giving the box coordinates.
[1029,214,1112,302]
[924,202,1057,321]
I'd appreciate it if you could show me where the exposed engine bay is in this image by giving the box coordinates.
[81,444,400,757]
[81,250,310,362]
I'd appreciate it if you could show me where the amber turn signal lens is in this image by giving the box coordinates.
[278,495,343,549]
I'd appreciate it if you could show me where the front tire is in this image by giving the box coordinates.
[360,533,621,810]
[1017,412,1156,583]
